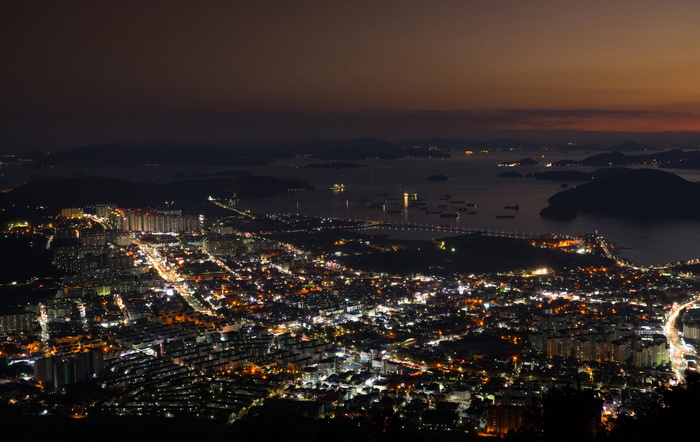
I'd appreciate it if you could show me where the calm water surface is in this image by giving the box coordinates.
[236,152,700,266]
[5,150,700,266]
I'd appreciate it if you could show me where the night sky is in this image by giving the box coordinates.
[2,0,700,149]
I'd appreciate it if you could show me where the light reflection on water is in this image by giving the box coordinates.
[236,153,700,266]
[5,150,700,266]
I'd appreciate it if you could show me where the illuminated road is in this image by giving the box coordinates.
[664,295,700,382]
[355,222,545,240]
[590,233,637,268]
[86,214,114,231]
[132,238,215,315]
[209,197,254,219]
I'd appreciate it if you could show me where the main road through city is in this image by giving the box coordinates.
[664,294,700,382]
[132,237,215,315]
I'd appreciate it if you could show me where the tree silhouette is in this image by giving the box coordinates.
[505,386,603,442]
[606,370,700,441]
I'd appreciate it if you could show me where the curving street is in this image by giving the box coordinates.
[664,295,700,382]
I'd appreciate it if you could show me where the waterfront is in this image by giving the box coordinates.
[4,149,700,266]
[236,151,700,267]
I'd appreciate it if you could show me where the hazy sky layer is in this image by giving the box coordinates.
[2,0,700,148]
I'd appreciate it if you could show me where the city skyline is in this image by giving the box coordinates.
[3,2,700,439]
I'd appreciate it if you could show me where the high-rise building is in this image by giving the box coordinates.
[60,207,84,218]
[487,405,525,435]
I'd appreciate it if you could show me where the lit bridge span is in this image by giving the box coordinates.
[353,221,569,240]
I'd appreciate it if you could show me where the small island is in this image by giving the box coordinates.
[427,174,448,181]
[540,169,700,221]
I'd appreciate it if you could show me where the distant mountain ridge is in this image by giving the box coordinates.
[0,175,312,212]
[551,149,700,167]
[25,138,449,167]
[399,137,657,152]
[19,137,692,168]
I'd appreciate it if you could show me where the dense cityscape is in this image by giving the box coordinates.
[2,185,700,441]
[4,1,700,441]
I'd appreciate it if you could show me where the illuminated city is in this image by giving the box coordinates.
[3,189,700,440]
[4,1,700,441]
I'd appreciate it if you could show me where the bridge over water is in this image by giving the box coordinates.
[352,221,574,240]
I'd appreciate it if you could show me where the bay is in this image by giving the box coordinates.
[4,150,700,266]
